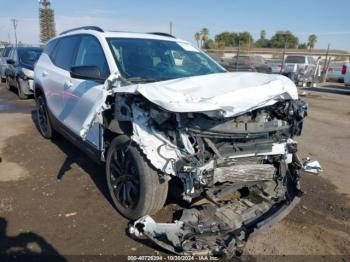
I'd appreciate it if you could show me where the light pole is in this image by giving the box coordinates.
[11,19,18,46]
[280,36,288,74]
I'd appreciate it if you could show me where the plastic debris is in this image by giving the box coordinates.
[302,158,323,175]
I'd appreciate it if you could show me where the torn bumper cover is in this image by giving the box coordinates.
[130,196,301,257]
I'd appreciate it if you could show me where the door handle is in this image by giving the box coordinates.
[42,71,48,77]
[63,80,73,89]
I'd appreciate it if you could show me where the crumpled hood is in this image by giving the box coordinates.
[117,72,298,117]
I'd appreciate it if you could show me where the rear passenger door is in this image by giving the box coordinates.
[42,35,80,119]
[61,35,110,149]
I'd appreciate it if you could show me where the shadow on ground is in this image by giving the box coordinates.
[0,217,66,261]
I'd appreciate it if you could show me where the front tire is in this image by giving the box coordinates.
[106,135,168,220]
[36,95,54,139]
[17,79,29,100]
[5,77,11,90]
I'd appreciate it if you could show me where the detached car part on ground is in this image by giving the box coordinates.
[34,30,310,258]
[86,72,307,258]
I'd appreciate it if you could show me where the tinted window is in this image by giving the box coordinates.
[2,47,12,57]
[8,49,15,60]
[73,35,109,78]
[285,56,306,64]
[53,36,80,70]
[18,48,43,65]
[43,39,59,59]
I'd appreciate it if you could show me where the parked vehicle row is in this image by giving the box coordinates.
[1,26,309,257]
[0,46,43,99]
[0,46,12,82]
[219,55,272,73]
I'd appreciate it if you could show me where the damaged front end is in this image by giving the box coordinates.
[78,71,309,257]
[124,94,308,257]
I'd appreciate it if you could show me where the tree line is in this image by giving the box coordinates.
[194,29,318,50]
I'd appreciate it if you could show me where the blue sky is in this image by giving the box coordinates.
[0,0,350,51]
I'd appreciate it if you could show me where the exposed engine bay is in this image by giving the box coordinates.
[80,72,312,257]
[117,94,307,257]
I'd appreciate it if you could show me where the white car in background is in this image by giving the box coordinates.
[327,61,345,82]
[342,63,350,86]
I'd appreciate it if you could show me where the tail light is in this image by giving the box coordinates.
[304,65,308,71]
[341,65,347,75]
[278,64,282,68]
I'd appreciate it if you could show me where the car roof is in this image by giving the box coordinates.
[52,29,189,44]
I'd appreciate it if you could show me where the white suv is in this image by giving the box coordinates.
[34,26,308,257]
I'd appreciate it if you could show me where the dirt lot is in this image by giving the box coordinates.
[0,83,349,260]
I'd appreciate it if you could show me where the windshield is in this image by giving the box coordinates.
[285,56,306,64]
[107,38,225,82]
[18,48,43,65]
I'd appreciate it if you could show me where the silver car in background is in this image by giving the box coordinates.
[282,55,317,86]
[327,61,345,82]
[0,46,13,83]
[266,59,283,74]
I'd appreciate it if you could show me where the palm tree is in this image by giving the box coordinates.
[308,34,317,50]
[194,32,201,48]
[200,28,209,48]
[260,30,266,40]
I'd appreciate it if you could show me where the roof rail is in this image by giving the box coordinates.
[60,26,104,35]
[148,32,176,38]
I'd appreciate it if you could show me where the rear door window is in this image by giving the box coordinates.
[52,36,80,71]
[43,39,59,61]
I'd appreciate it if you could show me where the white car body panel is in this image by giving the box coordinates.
[115,72,298,117]
[78,71,299,174]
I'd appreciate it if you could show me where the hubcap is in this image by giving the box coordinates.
[37,97,48,134]
[109,148,140,209]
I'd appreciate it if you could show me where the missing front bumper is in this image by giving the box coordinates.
[129,188,301,258]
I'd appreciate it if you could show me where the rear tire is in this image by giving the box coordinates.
[36,95,54,139]
[106,135,168,220]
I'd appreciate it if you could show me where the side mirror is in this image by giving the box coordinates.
[6,59,15,65]
[70,65,104,81]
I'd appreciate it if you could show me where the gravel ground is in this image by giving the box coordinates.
[0,83,349,261]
